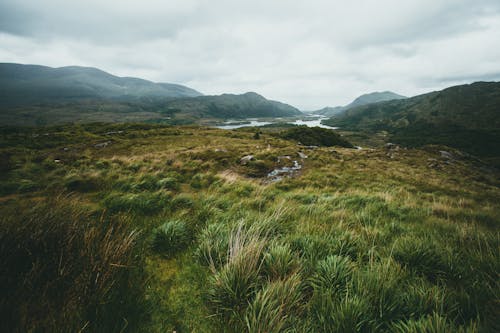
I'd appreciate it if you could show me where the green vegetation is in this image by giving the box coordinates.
[323,82,500,165]
[279,126,355,147]
[312,91,407,117]
[0,123,498,332]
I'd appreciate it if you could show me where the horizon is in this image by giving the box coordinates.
[1,0,500,109]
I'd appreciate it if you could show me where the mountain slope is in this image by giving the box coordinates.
[313,91,406,117]
[0,63,202,106]
[323,81,500,160]
[162,92,302,119]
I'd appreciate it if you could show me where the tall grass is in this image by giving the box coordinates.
[0,197,143,332]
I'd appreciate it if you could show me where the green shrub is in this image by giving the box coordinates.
[150,220,190,257]
[279,126,354,148]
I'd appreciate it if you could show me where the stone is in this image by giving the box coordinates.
[240,155,255,165]
[298,152,308,159]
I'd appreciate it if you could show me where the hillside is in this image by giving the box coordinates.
[0,63,202,106]
[313,91,406,117]
[323,82,500,162]
[0,123,498,332]
[0,64,302,125]
[162,92,302,119]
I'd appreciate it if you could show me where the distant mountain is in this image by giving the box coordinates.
[0,64,302,125]
[313,91,407,117]
[323,81,500,162]
[0,63,202,107]
[162,92,302,119]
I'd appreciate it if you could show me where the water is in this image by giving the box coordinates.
[267,160,302,182]
[215,120,272,129]
[288,118,338,129]
[215,116,337,130]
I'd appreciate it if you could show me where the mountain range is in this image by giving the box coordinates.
[312,91,407,117]
[0,63,202,106]
[323,81,500,163]
[0,63,300,125]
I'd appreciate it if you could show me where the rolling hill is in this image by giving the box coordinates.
[161,92,302,120]
[323,81,500,162]
[0,64,301,125]
[0,63,202,106]
[313,91,406,117]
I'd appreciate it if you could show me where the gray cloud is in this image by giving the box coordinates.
[1,0,500,109]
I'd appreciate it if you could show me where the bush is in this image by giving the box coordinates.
[150,220,190,257]
[279,126,354,148]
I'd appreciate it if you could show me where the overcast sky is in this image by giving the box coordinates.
[1,0,500,109]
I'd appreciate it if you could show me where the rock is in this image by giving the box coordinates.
[240,155,255,165]
[304,145,319,150]
[214,148,228,152]
[385,143,399,150]
[439,150,454,160]
[277,155,291,163]
[94,141,111,148]
[54,159,61,163]
[298,152,308,159]
[104,130,124,135]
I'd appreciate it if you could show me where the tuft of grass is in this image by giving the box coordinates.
[311,255,354,294]
[310,294,373,333]
[391,312,476,333]
[207,224,267,328]
[262,243,301,280]
[244,273,304,333]
[150,220,190,257]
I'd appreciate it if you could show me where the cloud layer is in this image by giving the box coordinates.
[1,0,500,109]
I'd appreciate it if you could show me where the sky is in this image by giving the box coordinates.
[1,0,500,110]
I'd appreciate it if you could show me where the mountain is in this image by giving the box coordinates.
[323,81,500,162]
[161,92,302,120]
[0,64,301,126]
[0,63,202,107]
[313,91,407,117]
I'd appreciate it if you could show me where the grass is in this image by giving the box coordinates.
[0,123,498,332]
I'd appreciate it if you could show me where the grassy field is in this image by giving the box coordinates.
[0,123,498,332]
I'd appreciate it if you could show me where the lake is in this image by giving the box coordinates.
[215,116,338,130]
